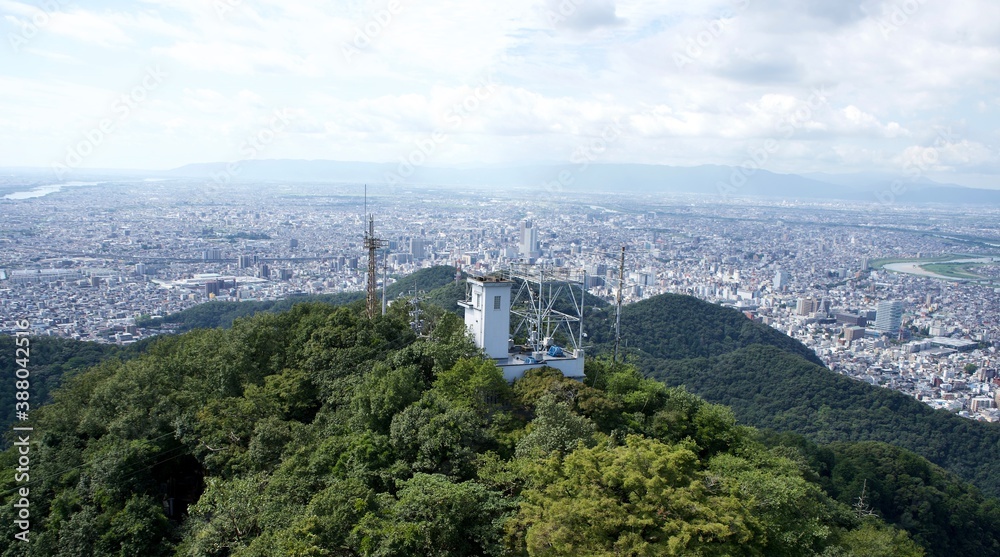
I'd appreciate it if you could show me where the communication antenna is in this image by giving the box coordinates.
[613,245,626,364]
[363,185,386,319]
[381,247,388,316]
[409,283,426,336]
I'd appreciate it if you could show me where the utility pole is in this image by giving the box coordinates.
[381,247,388,316]
[579,269,586,349]
[613,245,625,364]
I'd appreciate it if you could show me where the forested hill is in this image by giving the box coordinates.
[586,293,1000,499]
[1,299,942,556]
[0,337,150,437]
[586,292,823,365]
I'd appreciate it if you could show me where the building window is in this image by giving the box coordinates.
[493,295,501,310]
[475,293,481,308]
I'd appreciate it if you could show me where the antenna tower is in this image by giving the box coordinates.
[364,188,386,320]
[613,245,626,364]
[505,263,586,357]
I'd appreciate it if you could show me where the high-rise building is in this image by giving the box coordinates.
[773,270,790,290]
[206,281,221,297]
[519,219,539,258]
[874,300,903,333]
[844,326,865,344]
[409,238,427,260]
[238,255,255,269]
[203,247,222,262]
[796,297,816,316]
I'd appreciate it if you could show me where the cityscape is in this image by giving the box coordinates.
[4,1,1000,552]
[2,178,998,422]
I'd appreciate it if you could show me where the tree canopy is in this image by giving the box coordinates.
[2,287,996,556]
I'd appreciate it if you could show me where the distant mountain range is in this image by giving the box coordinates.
[6,159,999,204]
[163,159,1000,204]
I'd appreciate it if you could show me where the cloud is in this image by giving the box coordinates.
[713,51,803,84]
[44,9,134,46]
[755,0,873,27]
[0,0,996,186]
[545,0,625,32]
[894,140,998,172]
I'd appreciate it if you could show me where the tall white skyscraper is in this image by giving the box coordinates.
[519,219,539,258]
[874,300,903,333]
[773,270,790,290]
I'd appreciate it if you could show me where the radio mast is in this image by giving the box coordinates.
[613,245,625,364]
[364,187,386,320]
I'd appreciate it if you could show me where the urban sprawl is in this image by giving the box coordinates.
[2,178,1000,422]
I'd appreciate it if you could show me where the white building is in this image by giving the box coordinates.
[518,220,539,259]
[874,300,903,333]
[459,274,585,382]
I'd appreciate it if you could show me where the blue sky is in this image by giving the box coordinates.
[1,0,998,187]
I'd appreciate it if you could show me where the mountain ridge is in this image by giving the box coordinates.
[161,159,1000,204]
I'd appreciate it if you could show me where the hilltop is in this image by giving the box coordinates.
[2,274,998,555]
[580,293,1000,498]
[2,299,941,556]
[137,265,462,333]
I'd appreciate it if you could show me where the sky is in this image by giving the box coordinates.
[1,0,998,187]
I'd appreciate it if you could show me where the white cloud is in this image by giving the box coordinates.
[0,0,995,186]
[44,9,133,46]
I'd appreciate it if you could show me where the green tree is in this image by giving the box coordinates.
[389,394,490,480]
[432,358,511,411]
[185,473,270,556]
[515,394,596,458]
[352,473,513,557]
[514,435,754,556]
[351,362,426,433]
[824,521,925,557]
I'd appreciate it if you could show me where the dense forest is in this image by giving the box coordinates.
[2,298,960,556]
[0,337,149,436]
[2,275,998,555]
[584,293,1000,500]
